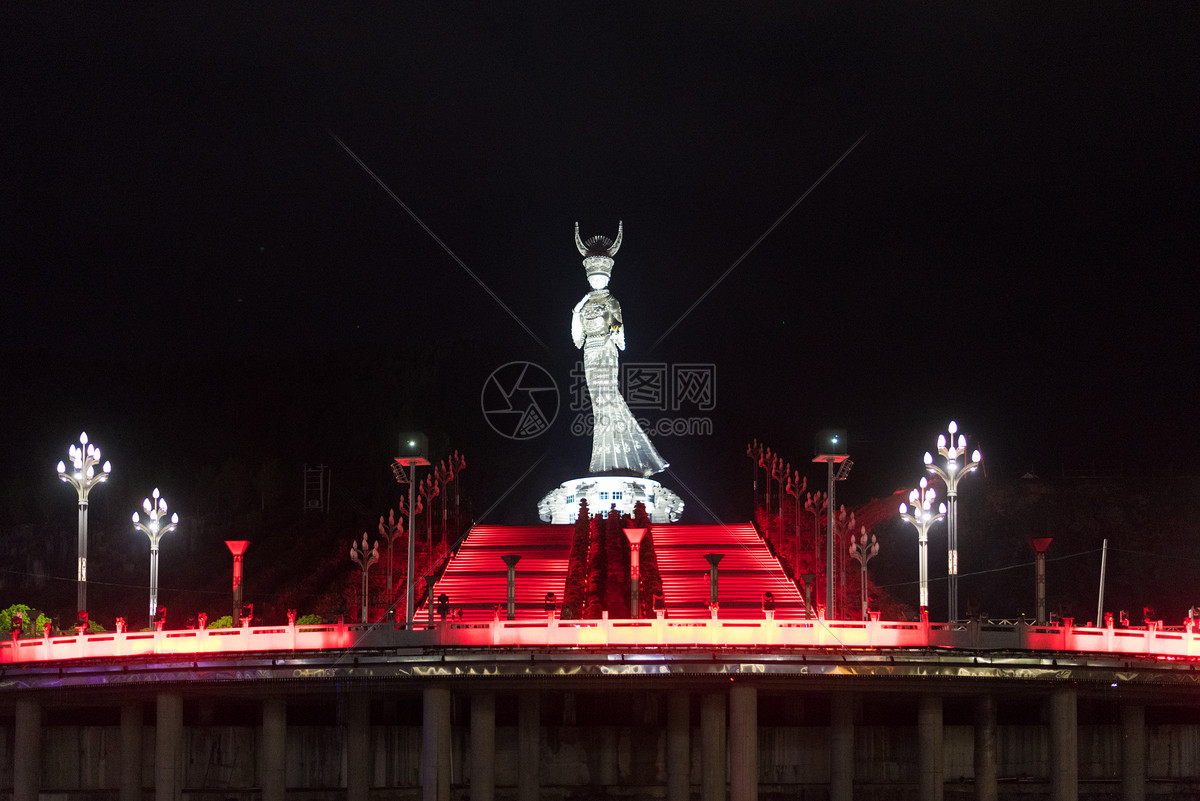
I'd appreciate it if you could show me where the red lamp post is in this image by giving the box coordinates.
[225,541,250,621]
[623,528,647,618]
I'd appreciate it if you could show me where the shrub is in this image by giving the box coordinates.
[0,604,53,638]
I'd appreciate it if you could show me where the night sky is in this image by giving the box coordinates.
[3,5,1197,535]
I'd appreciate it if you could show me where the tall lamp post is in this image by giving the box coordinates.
[132,488,179,629]
[623,528,647,618]
[924,421,982,622]
[225,541,250,621]
[56,432,112,615]
[391,433,430,625]
[803,490,827,608]
[847,527,880,621]
[814,429,850,618]
[898,478,946,619]
[350,533,380,624]
[784,469,806,580]
[377,509,405,603]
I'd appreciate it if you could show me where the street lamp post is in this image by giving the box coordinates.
[132,488,179,629]
[784,470,806,582]
[898,478,946,619]
[377,509,405,603]
[56,432,112,615]
[924,420,982,622]
[803,490,827,609]
[350,533,380,624]
[814,430,852,618]
[623,528,647,618]
[224,541,250,621]
[847,527,880,621]
[391,433,430,625]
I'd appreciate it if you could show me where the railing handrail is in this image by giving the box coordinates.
[2,615,1196,665]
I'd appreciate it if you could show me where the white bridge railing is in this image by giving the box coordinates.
[3,615,1198,664]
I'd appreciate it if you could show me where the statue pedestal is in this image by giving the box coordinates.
[538,476,684,524]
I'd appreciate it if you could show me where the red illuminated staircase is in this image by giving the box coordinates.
[651,524,809,619]
[421,523,807,623]
[417,525,574,623]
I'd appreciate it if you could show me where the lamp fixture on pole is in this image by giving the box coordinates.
[350,533,380,624]
[847,527,880,621]
[814,429,850,618]
[132,488,179,629]
[57,432,112,615]
[623,528,647,618]
[923,421,982,622]
[898,478,946,619]
[392,432,430,625]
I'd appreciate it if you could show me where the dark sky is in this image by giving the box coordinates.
[3,5,1197,527]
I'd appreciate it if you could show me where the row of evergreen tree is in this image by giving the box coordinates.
[561,500,663,620]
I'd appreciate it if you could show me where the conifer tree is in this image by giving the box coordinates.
[561,498,591,619]
[603,505,630,617]
[583,513,606,619]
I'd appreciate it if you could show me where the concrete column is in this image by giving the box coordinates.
[155,692,183,801]
[666,690,690,801]
[1121,702,1145,801]
[829,693,854,801]
[918,694,944,801]
[1048,688,1078,801]
[517,690,540,801]
[120,703,143,801]
[346,692,371,801]
[13,697,41,801]
[262,697,287,801]
[729,684,758,801]
[700,692,726,801]
[423,687,452,801]
[973,695,998,801]
[470,692,495,801]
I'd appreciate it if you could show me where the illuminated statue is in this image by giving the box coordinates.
[571,222,669,476]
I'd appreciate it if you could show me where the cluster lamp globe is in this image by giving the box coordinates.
[132,488,179,628]
[898,477,947,617]
[56,431,112,614]
[923,420,982,621]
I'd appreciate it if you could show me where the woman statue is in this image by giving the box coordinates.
[571,222,669,476]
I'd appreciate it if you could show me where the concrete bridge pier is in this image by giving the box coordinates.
[974,694,998,801]
[155,691,183,801]
[345,692,371,801]
[1122,702,1145,801]
[470,691,495,801]
[918,694,943,801]
[666,689,690,801]
[423,687,452,801]
[1049,688,1078,801]
[701,692,726,801]
[830,693,855,801]
[729,683,757,801]
[120,703,142,801]
[13,696,40,801]
[518,690,540,801]
[262,697,287,801]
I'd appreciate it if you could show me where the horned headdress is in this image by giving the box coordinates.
[575,221,623,279]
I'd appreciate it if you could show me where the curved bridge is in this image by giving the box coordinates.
[4,618,1200,801]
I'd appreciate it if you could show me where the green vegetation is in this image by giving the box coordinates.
[0,604,53,638]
